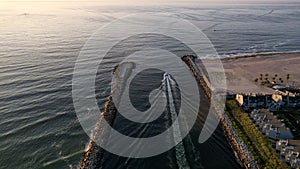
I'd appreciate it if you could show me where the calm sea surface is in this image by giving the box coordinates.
[0,2,299,169]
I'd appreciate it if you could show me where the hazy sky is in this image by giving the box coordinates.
[0,0,298,3]
[0,0,298,7]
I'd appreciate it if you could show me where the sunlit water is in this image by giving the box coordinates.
[0,2,299,169]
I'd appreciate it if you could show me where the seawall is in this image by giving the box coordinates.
[181,55,259,169]
[80,56,259,169]
[79,62,135,169]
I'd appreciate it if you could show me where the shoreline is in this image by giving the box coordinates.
[220,50,300,60]
[219,51,300,94]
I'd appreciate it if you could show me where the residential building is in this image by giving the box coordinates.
[291,158,300,169]
[276,140,300,152]
[262,122,285,134]
[236,93,300,109]
[272,93,300,108]
[285,146,300,164]
[277,128,294,140]
[236,93,273,109]
[280,146,295,157]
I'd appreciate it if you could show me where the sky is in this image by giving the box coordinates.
[0,0,298,7]
[0,0,298,3]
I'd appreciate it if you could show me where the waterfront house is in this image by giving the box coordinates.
[250,109,276,128]
[272,93,300,108]
[236,93,300,110]
[257,114,278,129]
[276,140,288,152]
[285,146,300,164]
[289,140,300,146]
[273,93,287,106]
[236,93,247,106]
[236,93,273,109]
[262,122,285,134]
[291,158,300,169]
[281,146,295,157]
[250,109,258,118]
[251,109,272,121]
[277,128,294,140]
[276,140,300,152]
[266,127,293,140]
[266,128,279,140]
[289,95,300,108]
[250,109,293,140]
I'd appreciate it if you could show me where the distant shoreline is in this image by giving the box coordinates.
[220,50,300,61]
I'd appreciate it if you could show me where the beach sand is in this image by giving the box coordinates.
[199,52,300,94]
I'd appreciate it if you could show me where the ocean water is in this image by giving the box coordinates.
[0,2,299,169]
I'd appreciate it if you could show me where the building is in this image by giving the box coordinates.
[285,146,300,164]
[250,109,293,140]
[236,93,300,109]
[236,93,273,109]
[267,128,294,140]
[272,93,300,108]
[291,158,300,169]
[258,114,278,129]
[266,128,280,140]
[262,122,285,134]
[276,140,300,168]
[250,109,276,128]
[280,146,295,157]
[276,140,300,152]
[277,128,294,140]
[289,95,300,108]
[276,140,288,151]
[289,140,300,147]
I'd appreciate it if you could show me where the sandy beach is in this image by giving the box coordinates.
[199,52,300,94]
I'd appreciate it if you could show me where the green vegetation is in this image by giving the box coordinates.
[225,100,289,169]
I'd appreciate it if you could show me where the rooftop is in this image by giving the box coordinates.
[293,146,300,153]
[278,127,291,132]
[289,140,300,146]
[268,119,283,124]
[265,114,277,119]
[271,123,285,128]
[259,109,272,114]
